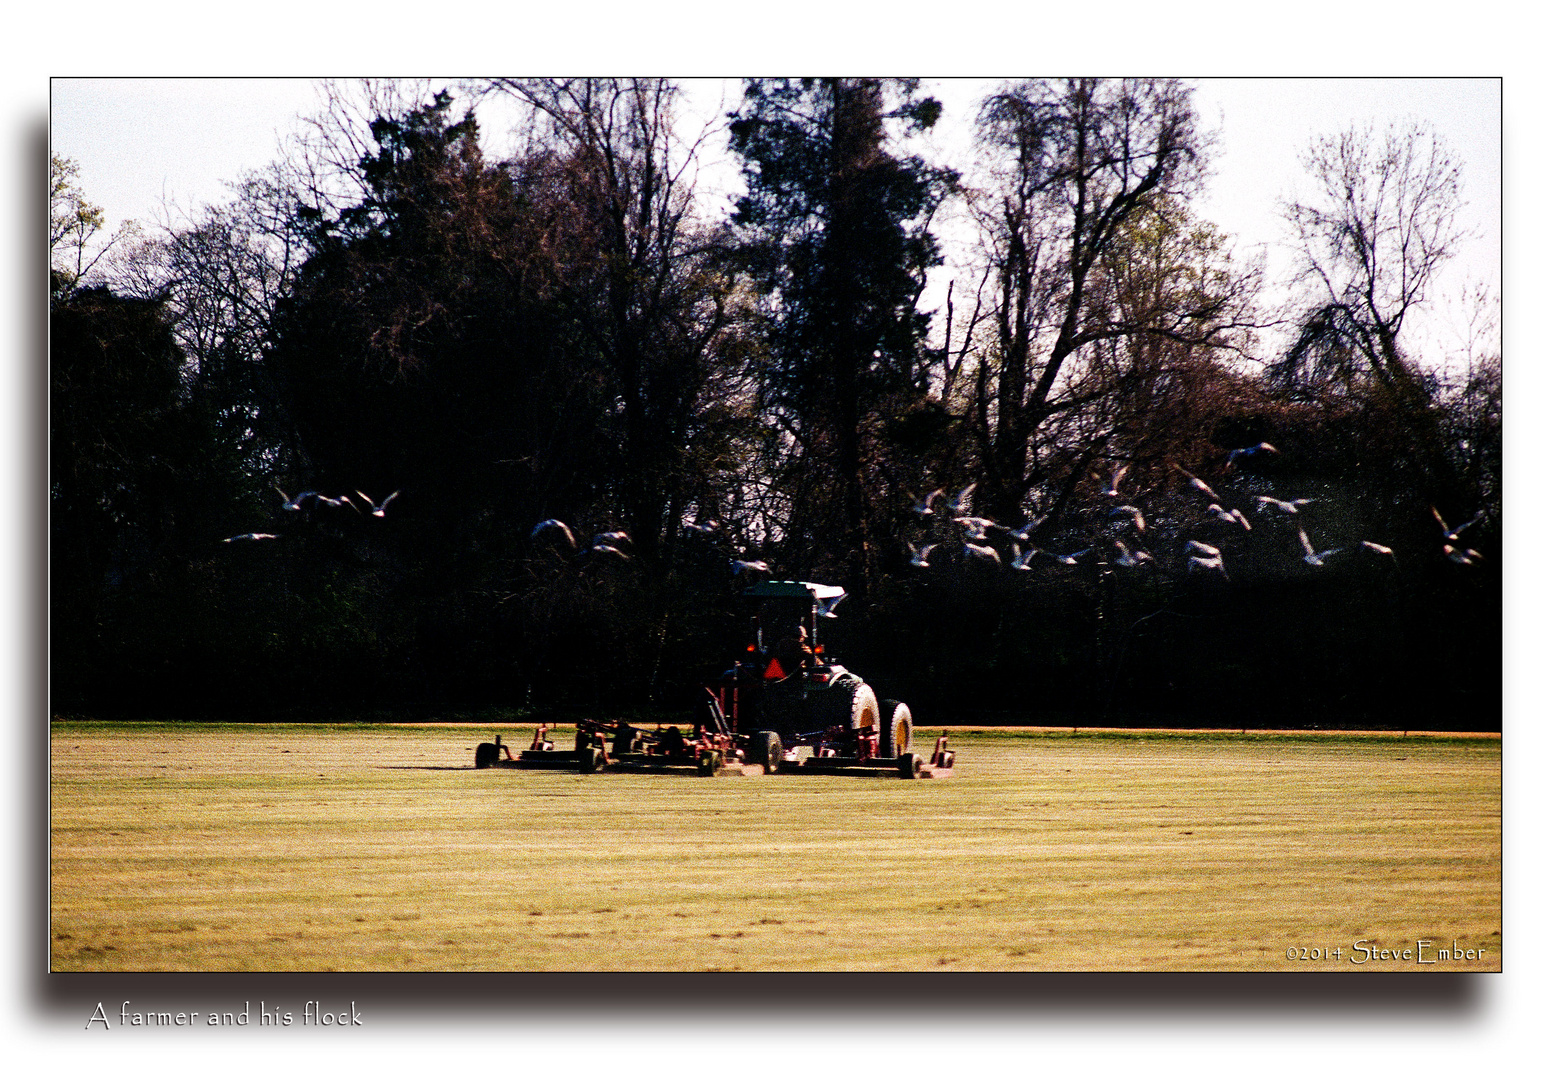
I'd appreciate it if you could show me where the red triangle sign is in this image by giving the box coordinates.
[763,657,786,680]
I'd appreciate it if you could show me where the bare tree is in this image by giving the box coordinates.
[1278,121,1470,397]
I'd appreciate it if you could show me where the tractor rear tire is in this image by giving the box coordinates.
[752,730,783,773]
[474,742,499,769]
[880,700,913,758]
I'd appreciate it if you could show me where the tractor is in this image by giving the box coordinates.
[475,580,954,778]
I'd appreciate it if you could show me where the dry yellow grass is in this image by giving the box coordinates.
[50,723,1500,971]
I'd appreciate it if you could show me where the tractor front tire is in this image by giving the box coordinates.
[849,684,880,732]
[880,700,913,758]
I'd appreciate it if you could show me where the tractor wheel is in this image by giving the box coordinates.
[474,742,499,769]
[613,723,634,758]
[849,684,880,732]
[752,731,783,773]
[896,752,921,779]
[879,701,913,758]
[576,746,601,774]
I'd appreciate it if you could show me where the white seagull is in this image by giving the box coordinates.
[1432,506,1483,545]
[1172,465,1219,501]
[531,519,577,547]
[1187,553,1229,580]
[1113,540,1155,568]
[963,540,1001,566]
[1100,464,1130,498]
[354,490,400,518]
[1226,442,1279,467]
[943,483,977,516]
[1109,505,1146,532]
[1207,503,1252,531]
[907,541,939,568]
[1298,526,1343,567]
[909,488,945,517]
[1255,495,1315,516]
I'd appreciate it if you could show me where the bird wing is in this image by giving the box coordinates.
[1298,526,1315,557]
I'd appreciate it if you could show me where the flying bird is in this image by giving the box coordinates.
[591,543,633,561]
[1226,442,1279,467]
[943,483,977,516]
[1100,464,1130,498]
[1113,540,1155,568]
[222,532,280,543]
[953,515,997,541]
[1298,526,1343,567]
[1207,503,1252,531]
[907,541,939,568]
[1360,541,1398,564]
[1050,547,1091,566]
[1186,539,1221,558]
[683,519,720,536]
[1187,553,1229,580]
[1443,544,1483,567]
[1172,465,1218,501]
[962,540,1001,566]
[1432,506,1483,545]
[531,519,577,547]
[999,516,1047,544]
[594,530,631,547]
[354,490,400,518]
[1008,544,1040,570]
[730,559,770,576]
[909,489,945,518]
[1109,505,1146,532]
[1255,495,1315,516]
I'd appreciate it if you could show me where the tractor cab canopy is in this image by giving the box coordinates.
[740,581,848,672]
[741,580,847,618]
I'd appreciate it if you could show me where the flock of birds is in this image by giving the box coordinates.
[220,487,401,543]
[228,442,1487,592]
[892,442,1484,586]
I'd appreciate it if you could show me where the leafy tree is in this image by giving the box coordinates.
[50,154,138,297]
[965,78,1254,526]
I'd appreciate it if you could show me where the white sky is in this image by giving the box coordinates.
[49,75,1501,368]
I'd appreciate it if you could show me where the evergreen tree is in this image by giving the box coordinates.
[729,78,956,587]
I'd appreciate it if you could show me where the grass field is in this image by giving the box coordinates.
[49,722,1501,972]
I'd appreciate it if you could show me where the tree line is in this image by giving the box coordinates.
[50,78,1500,730]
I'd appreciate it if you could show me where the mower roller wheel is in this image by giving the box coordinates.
[879,700,913,758]
[751,730,783,773]
[576,746,601,774]
[896,752,921,779]
[474,742,499,769]
[696,750,722,776]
